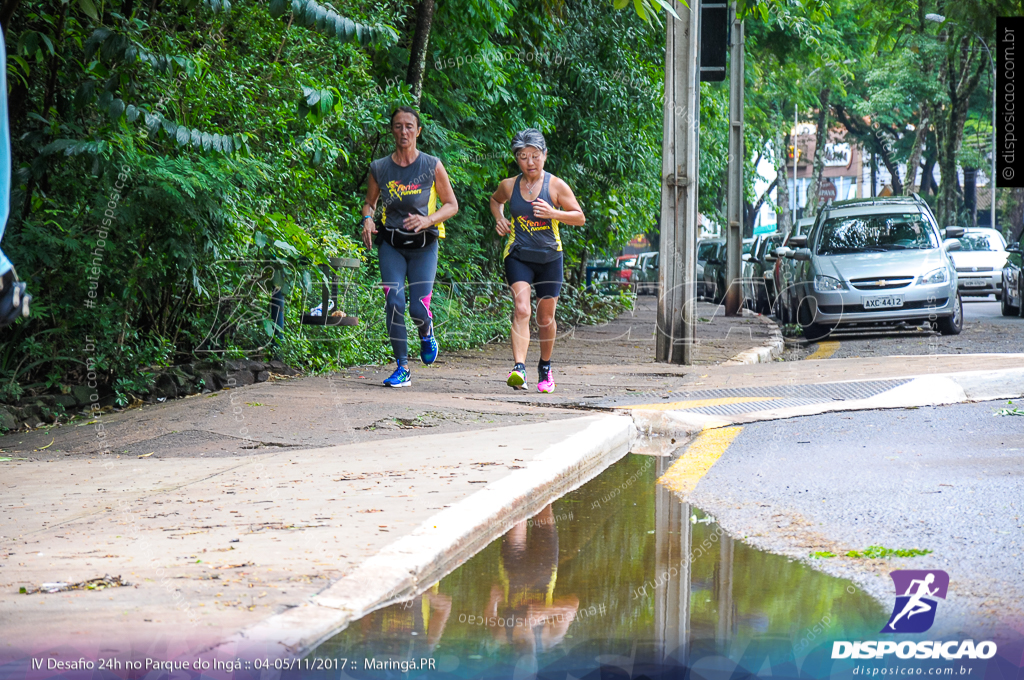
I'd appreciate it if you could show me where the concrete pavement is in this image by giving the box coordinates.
[686,400,1024,640]
[2,295,1024,665]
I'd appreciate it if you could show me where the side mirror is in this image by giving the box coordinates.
[943,239,962,252]
[792,248,812,261]
[775,246,792,258]
[788,235,808,248]
[945,226,966,239]
[764,253,778,263]
[742,253,752,262]
[1006,245,1023,255]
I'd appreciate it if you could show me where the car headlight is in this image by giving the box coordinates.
[814,275,845,292]
[920,267,948,284]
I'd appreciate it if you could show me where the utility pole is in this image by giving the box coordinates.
[656,0,701,364]
[723,1,744,316]
[793,105,798,226]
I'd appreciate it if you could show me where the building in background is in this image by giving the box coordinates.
[755,123,995,231]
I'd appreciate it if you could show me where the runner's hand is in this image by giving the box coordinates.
[495,215,511,236]
[404,214,433,232]
[532,198,555,219]
[361,218,376,249]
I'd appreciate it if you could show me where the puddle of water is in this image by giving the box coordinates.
[311,455,886,677]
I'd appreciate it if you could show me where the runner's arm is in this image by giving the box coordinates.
[361,171,381,248]
[490,178,514,236]
[406,160,459,232]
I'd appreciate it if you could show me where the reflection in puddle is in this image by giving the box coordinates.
[313,455,885,676]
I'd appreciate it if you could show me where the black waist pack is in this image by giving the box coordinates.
[378,225,437,249]
[512,245,561,264]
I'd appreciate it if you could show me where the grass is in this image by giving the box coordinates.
[810,546,932,559]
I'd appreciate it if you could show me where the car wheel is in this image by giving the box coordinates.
[802,322,833,341]
[1001,280,1018,316]
[798,297,833,340]
[937,292,964,335]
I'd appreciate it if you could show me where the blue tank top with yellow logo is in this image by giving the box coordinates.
[503,172,562,260]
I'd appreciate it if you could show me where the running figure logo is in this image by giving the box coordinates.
[881,570,949,633]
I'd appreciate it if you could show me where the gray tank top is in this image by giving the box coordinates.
[503,172,562,261]
[369,152,446,242]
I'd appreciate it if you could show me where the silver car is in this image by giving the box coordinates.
[949,227,1008,298]
[781,196,964,340]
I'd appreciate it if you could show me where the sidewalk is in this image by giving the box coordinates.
[3,296,1024,663]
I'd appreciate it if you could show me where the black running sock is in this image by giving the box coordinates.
[538,360,551,380]
[513,362,526,372]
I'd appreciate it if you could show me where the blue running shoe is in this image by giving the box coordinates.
[420,334,439,365]
[383,365,411,388]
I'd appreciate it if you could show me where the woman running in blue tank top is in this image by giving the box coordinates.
[489,129,586,393]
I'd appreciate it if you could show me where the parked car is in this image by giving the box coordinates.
[1001,235,1024,317]
[630,251,659,294]
[616,254,638,289]
[948,227,1008,299]
[702,240,727,302]
[701,238,755,303]
[779,195,964,340]
[773,217,819,324]
[742,232,783,314]
[696,238,722,299]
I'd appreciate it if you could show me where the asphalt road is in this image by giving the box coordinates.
[689,399,1024,640]
[784,296,1024,360]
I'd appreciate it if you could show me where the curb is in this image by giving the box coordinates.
[208,414,637,658]
[627,367,1024,433]
[722,312,785,365]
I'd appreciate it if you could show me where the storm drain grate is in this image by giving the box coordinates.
[598,378,912,411]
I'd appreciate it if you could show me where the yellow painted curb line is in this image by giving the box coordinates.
[657,426,743,495]
[806,340,840,360]
[627,396,780,412]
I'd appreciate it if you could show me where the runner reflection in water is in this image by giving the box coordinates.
[484,505,579,659]
[358,584,452,652]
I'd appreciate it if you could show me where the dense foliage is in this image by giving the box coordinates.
[1,0,1017,402]
[0,0,660,401]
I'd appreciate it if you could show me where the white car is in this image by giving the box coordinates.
[949,227,1009,298]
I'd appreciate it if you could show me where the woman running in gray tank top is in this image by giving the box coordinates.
[490,129,585,393]
[361,107,458,387]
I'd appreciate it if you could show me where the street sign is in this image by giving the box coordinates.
[819,179,837,204]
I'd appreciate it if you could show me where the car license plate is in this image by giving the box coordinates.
[863,296,904,309]
[963,279,987,287]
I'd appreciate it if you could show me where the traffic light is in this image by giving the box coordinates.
[700,1,728,82]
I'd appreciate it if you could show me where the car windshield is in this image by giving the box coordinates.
[816,213,937,255]
[697,242,718,261]
[957,233,1004,252]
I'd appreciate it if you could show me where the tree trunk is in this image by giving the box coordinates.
[775,128,792,237]
[935,32,988,227]
[1008,188,1024,244]
[805,88,830,217]
[903,110,929,195]
[405,0,436,106]
[920,154,937,196]
[963,168,977,228]
[0,0,23,35]
[745,176,778,235]
[874,126,903,196]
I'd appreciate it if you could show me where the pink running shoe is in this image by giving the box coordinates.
[537,365,555,393]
